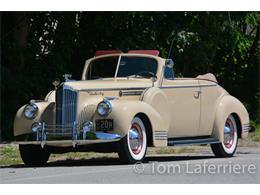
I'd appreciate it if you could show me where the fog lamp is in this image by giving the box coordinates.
[83,121,93,132]
[31,122,42,133]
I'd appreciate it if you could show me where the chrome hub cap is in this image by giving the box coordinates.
[129,123,143,155]
[224,118,235,148]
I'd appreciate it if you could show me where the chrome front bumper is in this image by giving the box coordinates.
[17,122,121,147]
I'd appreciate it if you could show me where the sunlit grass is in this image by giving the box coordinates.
[0,144,22,166]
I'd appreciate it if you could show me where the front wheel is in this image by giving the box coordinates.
[19,144,50,167]
[118,117,147,164]
[211,114,238,157]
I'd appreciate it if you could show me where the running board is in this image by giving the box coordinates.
[168,137,220,146]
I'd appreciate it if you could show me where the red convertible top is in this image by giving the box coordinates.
[128,50,160,56]
[95,50,160,57]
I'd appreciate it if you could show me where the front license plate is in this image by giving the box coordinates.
[96,119,113,131]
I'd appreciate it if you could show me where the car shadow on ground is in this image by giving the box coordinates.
[0,155,216,169]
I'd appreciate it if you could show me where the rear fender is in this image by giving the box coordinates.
[212,95,249,141]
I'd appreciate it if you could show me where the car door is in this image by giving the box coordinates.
[161,78,201,138]
[198,80,222,136]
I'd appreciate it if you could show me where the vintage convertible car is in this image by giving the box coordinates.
[14,50,250,166]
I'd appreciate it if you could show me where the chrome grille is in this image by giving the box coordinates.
[56,85,78,126]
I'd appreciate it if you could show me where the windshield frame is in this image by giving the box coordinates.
[84,54,159,80]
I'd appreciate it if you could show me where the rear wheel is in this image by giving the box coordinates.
[19,144,50,167]
[211,115,238,157]
[118,117,147,164]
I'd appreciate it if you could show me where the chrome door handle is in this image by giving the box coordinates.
[194,90,201,99]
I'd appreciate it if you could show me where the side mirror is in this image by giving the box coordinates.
[165,59,174,68]
[52,78,60,90]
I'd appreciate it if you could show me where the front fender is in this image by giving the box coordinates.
[13,101,55,136]
[212,95,249,142]
[93,99,167,146]
[106,100,165,136]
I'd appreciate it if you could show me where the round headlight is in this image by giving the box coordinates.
[31,122,42,132]
[24,104,38,119]
[97,100,112,116]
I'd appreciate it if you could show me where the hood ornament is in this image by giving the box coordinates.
[63,74,72,82]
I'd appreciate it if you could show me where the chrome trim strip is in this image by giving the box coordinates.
[154,134,168,137]
[80,87,147,92]
[17,139,121,146]
[154,131,168,133]
[140,87,151,101]
[154,130,168,140]
[154,132,168,135]
[155,137,168,140]
[95,132,121,140]
[160,84,217,89]
[243,126,251,128]
[168,137,220,146]
[119,90,143,96]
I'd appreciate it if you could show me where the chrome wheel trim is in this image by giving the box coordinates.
[222,115,237,154]
[223,119,234,148]
[129,123,143,155]
[127,117,147,160]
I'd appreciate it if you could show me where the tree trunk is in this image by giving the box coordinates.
[12,12,30,71]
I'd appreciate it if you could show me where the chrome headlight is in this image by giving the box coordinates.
[24,103,38,119]
[97,100,112,116]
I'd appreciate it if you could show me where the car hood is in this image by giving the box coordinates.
[63,78,153,91]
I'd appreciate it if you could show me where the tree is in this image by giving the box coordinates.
[1,11,259,140]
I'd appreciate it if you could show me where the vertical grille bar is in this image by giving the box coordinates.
[56,84,77,126]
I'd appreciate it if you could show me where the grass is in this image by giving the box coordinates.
[250,125,260,142]
[0,144,118,167]
[155,147,195,155]
[0,145,22,166]
[0,145,196,166]
[249,121,260,142]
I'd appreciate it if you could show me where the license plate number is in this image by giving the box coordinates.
[96,119,113,131]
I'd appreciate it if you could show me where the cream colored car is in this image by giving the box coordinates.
[14,50,250,166]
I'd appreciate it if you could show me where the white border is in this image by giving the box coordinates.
[0,0,260,11]
[1,184,260,195]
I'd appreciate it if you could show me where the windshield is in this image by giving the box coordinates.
[86,56,158,80]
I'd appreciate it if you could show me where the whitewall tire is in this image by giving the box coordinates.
[211,115,238,157]
[118,117,147,163]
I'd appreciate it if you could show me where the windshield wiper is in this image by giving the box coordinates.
[127,74,148,79]
[127,71,157,79]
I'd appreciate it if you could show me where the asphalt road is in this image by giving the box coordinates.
[0,146,259,184]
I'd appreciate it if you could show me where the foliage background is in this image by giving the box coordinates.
[1,12,259,140]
